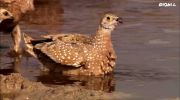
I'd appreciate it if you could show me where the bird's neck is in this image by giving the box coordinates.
[11,25,21,52]
[93,26,112,47]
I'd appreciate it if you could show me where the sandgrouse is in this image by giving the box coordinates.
[0,8,21,53]
[23,13,123,76]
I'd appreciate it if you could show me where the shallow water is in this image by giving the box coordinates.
[0,0,179,99]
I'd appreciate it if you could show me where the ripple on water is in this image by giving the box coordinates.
[147,39,170,45]
[163,29,180,34]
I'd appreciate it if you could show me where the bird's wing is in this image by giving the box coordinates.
[35,40,86,67]
[41,33,68,40]
[23,33,53,57]
[42,33,93,44]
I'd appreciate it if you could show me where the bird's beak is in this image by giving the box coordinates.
[117,17,123,24]
[9,16,14,20]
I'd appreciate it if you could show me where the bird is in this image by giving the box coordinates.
[0,0,34,54]
[23,13,123,76]
[0,8,21,53]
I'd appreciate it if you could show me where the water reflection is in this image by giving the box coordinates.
[0,56,20,75]
[38,72,115,92]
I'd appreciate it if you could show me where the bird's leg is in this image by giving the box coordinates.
[11,25,21,53]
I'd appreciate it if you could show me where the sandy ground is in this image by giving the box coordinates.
[0,73,133,100]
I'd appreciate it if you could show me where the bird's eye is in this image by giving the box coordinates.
[3,11,9,16]
[116,18,119,21]
[106,17,110,20]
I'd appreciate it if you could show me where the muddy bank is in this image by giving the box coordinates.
[0,73,132,100]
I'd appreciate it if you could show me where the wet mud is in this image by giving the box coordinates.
[0,73,132,100]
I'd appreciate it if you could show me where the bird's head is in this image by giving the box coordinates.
[0,8,14,23]
[100,13,123,32]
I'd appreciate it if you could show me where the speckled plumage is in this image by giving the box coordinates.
[24,13,122,76]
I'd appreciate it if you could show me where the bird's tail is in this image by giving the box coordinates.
[23,33,37,58]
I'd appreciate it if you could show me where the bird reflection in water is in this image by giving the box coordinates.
[37,72,115,92]
[0,55,21,75]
